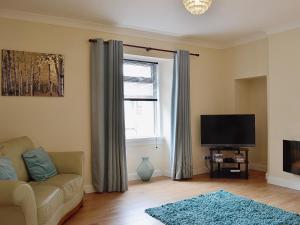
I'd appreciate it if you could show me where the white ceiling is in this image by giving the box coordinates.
[1,0,300,47]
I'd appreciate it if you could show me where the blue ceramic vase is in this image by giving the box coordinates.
[137,157,154,181]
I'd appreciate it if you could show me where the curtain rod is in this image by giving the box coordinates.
[89,39,199,57]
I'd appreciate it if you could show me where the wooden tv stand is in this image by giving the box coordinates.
[209,147,249,179]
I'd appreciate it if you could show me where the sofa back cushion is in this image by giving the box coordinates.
[0,137,35,181]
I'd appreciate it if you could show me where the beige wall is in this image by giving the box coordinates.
[0,18,229,186]
[223,38,269,111]
[223,39,269,172]
[268,28,300,188]
[224,38,269,79]
[5,16,300,190]
[235,77,268,171]
[224,29,300,190]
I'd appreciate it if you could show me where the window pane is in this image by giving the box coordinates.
[124,82,154,98]
[124,63,152,78]
[124,101,156,139]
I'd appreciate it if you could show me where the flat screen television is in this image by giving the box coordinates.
[201,114,255,147]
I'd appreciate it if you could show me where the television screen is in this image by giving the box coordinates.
[201,114,255,147]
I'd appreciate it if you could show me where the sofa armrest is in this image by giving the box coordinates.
[0,181,38,225]
[48,151,84,176]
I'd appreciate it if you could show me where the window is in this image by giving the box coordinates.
[123,59,159,140]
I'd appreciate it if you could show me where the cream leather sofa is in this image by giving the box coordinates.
[0,137,84,225]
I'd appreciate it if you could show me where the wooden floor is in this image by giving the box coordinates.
[65,171,300,225]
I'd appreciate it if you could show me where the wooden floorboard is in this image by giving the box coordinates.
[64,171,300,225]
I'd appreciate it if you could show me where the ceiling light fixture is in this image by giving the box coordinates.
[182,0,213,15]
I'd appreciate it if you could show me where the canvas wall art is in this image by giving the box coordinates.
[1,49,64,97]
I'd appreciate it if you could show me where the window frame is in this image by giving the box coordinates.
[123,59,159,141]
[123,59,158,101]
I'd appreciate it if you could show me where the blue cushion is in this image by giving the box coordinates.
[22,147,57,181]
[0,157,18,180]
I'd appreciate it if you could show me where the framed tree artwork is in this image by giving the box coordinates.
[1,49,64,97]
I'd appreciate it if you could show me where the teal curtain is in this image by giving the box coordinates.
[171,50,193,180]
[91,39,128,192]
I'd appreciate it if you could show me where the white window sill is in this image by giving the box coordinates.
[126,137,164,146]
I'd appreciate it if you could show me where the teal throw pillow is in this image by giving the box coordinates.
[22,147,57,181]
[0,157,18,180]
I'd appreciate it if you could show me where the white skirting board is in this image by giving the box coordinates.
[266,174,300,191]
[84,184,96,194]
[85,168,300,193]
[84,167,209,193]
[84,169,166,193]
[193,167,209,175]
[249,163,267,172]
[127,169,165,181]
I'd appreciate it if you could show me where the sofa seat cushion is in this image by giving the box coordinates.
[43,174,83,202]
[29,183,64,225]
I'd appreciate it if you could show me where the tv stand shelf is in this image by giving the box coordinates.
[209,147,249,179]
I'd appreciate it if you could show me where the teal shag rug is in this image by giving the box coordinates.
[145,190,300,225]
